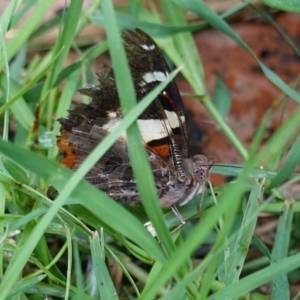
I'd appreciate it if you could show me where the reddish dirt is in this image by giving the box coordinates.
[179,12,300,184]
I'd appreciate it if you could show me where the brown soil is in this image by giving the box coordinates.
[180,12,300,185]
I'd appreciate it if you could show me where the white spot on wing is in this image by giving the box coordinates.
[101,109,185,141]
[137,119,169,142]
[107,111,118,118]
[140,44,155,51]
[141,71,168,86]
[102,118,169,142]
[165,110,185,129]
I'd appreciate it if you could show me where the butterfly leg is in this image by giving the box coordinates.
[171,205,185,234]
[171,205,186,225]
[144,206,186,236]
[169,206,186,234]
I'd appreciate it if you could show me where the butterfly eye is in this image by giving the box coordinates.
[193,154,214,183]
[196,168,208,181]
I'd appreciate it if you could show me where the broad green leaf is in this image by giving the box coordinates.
[212,74,231,118]
[262,0,300,13]
[90,231,118,300]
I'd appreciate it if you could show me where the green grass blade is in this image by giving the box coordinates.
[2,159,28,184]
[209,252,300,299]
[0,183,5,282]
[255,106,300,167]
[271,199,294,299]
[267,134,300,190]
[174,0,300,103]
[212,74,232,118]
[0,0,20,32]
[160,0,206,94]
[9,0,38,28]
[0,49,62,116]
[262,0,300,13]
[224,178,263,284]
[6,274,47,298]
[90,231,118,299]
[0,0,56,69]
[42,1,83,89]
[73,242,85,299]
[101,0,176,256]
[0,76,34,131]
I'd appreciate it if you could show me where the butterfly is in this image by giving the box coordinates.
[57,28,214,224]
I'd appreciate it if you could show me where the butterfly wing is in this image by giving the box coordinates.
[57,29,197,206]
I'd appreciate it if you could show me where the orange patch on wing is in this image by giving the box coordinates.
[148,143,170,159]
[57,133,78,168]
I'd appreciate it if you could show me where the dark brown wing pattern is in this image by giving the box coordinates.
[57,29,213,222]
